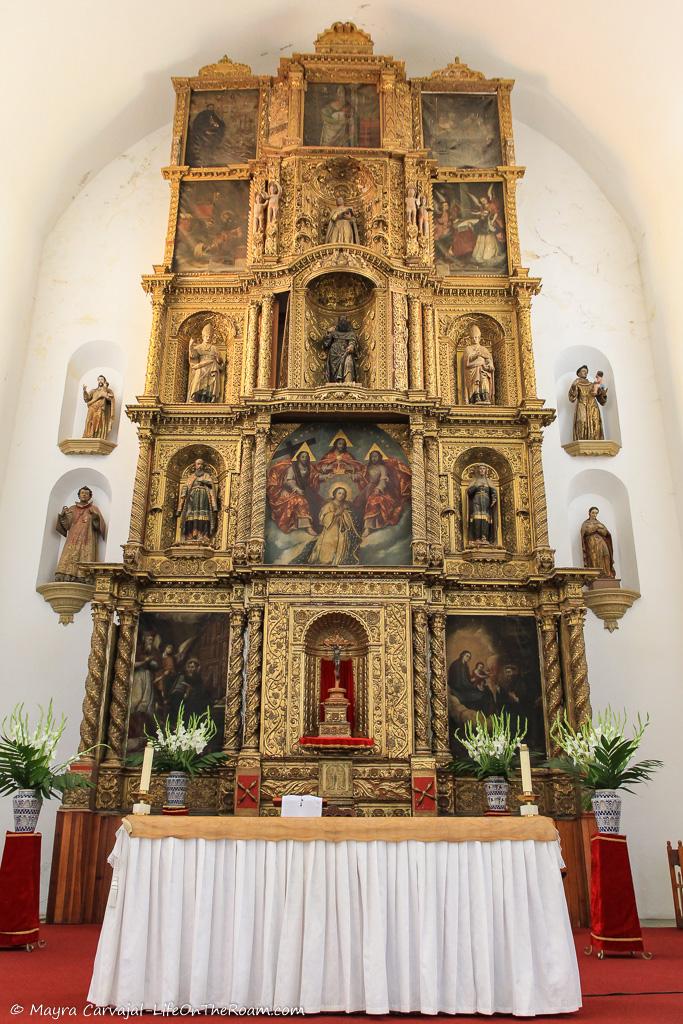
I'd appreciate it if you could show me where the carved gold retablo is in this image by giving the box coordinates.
[314,22,374,54]
[198,55,253,78]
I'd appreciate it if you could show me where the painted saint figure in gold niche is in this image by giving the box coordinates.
[187,322,224,403]
[322,318,360,384]
[581,506,616,578]
[466,465,498,545]
[54,486,105,581]
[463,324,495,405]
[82,375,115,439]
[568,365,608,441]
[176,459,218,542]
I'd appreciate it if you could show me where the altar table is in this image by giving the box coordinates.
[88,815,581,1016]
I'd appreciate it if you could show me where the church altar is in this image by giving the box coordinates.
[87,815,581,1016]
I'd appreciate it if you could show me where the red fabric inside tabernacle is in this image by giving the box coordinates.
[319,657,354,728]
[590,833,643,953]
[299,735,375,748]
[0,831,41,947]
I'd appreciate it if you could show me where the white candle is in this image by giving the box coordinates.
[140,742,154,794]
[519,744,533,795]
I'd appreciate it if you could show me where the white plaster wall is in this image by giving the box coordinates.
[1,117,681,918]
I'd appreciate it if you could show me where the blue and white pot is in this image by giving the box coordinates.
[591,789,622,834]
[483,776,509,813]
[13,789,43,833]
[165,771,190,808]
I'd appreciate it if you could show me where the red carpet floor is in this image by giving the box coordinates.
[0,927,681,1023]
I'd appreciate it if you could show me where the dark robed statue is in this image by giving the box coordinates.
[467,464,498,545]
[321,317,360,384]
[176,458,218,542]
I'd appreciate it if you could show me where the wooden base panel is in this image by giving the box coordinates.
[46,809,121,924]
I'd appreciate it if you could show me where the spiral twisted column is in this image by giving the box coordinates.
[563,607,592,725]
[410,425,428,564]
[412,606,430,753]
[539,613,563,754]
[257,294,274,389]
[243,606,264,751]
[234,435,255,564]
[248,426,269,563]
[104,606,140,764]
[78,601,113,756]
[127,425,154,549]
[243,300,260,397]
[224,607,247,753]
[428,612,449,754]
[141,276,173,398]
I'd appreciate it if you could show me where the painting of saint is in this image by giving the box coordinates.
[126,612,229,755]
[265,424,412,566]
[432,181,507,275]
[446,615,546,756]
[186,89,260,166]
[304,84,380,148]
[174,180,249,272]
[422,93,502,168]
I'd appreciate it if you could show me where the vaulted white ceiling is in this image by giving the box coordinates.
[2,0,682,491]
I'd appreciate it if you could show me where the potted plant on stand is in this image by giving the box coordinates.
[448,711,528,812]
[548,708,662,834]
[129,703,226,812]
[0,703,93,832]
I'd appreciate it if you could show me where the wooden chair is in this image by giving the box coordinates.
[666,841,683,928]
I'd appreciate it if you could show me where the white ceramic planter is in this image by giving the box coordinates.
[483,775,509,813]
[165,771,190,808]
[591,788,622,833]
[12,789,43,832]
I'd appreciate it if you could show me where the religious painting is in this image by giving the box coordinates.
[265,423,412,566]
[174,180,249,272]
[432,181,507,275]
[126,612,229,755]
[304,83,380,148]
[422,92,502,168]
[446,615,546,757]
[186,89,260,166]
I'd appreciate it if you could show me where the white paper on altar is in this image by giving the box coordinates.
[88,830,581,1016]
[281,794,323,817]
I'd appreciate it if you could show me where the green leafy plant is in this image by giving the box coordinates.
[0,702,93,799]
[547,708,662,796]
[128,703,226,776]
[446,711,528,781]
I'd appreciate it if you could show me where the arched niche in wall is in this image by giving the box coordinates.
[302,271,377,389]
[57,340,125,454]
[449,446,519,558]
[154,444,229,553]
[302,611,370,739]
[555,345,621,454]
[566,469,639,591]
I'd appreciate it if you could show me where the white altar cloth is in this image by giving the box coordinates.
[88,817,581,1016]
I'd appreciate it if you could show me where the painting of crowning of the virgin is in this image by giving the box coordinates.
[304,83,380,148]
[186,89,260,167]
[433,181,507,274]
[265,423,412,566]
[446,615,547,756]
[126,612,229,754]
[421,93,502,168]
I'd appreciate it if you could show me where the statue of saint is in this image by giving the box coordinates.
[266,181,281,227]
[54,486,106,582]
[466,465,498,545]
[581,507,616,578]
[253,190,267,235]
[187,322,224,403]
[568,365,608,441]
[321,318,360,384]
[416,192,430,237]
[82,375,115,439]
[463,324,495,404]
[176,459,218,542]
[325,197,360,245]
[405,185,417,228]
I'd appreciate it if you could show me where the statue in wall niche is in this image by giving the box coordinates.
[321,317,360,384]
[176,458,218,543]
[325,196,360,245]
[463,324,495,404]
[568,365,608,441]
[82,375,115,439]
[187,321,224,403]
[581,506,616,578]
[466,465,498,546]
[54,486,106,582]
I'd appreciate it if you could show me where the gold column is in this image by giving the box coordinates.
[141,274,173,399]
[425,434,442,564]
[103,606,140,765]
[286,66,304,147]
[410,424,428,564]
[248,424,269,563]
[243,605,264,751]
[392,292,409,391]
[224,607,247,754]
[257,294,274,390]
[408,294,424,390]
[539,612,563,755]
[422,302,437,398]
[243,300,260,397]
[563,607,592,725]
[234,435,255,564]
[78,601,114,758]
[514,284,539,403]
[528,426,550,547]
[125,416,154,558]
[428,612,449,755]
[412,607,430,753]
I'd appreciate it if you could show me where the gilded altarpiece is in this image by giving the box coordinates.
[50,22,596,925]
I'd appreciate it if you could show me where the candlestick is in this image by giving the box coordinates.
[519,743,533,795]
[140,741,154,793]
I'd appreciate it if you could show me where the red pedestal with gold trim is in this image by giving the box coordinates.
[0,832,41,947]
[589,832,644,954]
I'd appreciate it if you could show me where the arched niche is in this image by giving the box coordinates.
[169,311,241,404]
[555,345,622,447]
[302,611,370,738]
[566,469,639,589]
[36,469,112,586]
[438,312,519,407]
[450,447,519,555]
[156,444,228,552]
[57,340,125,449]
